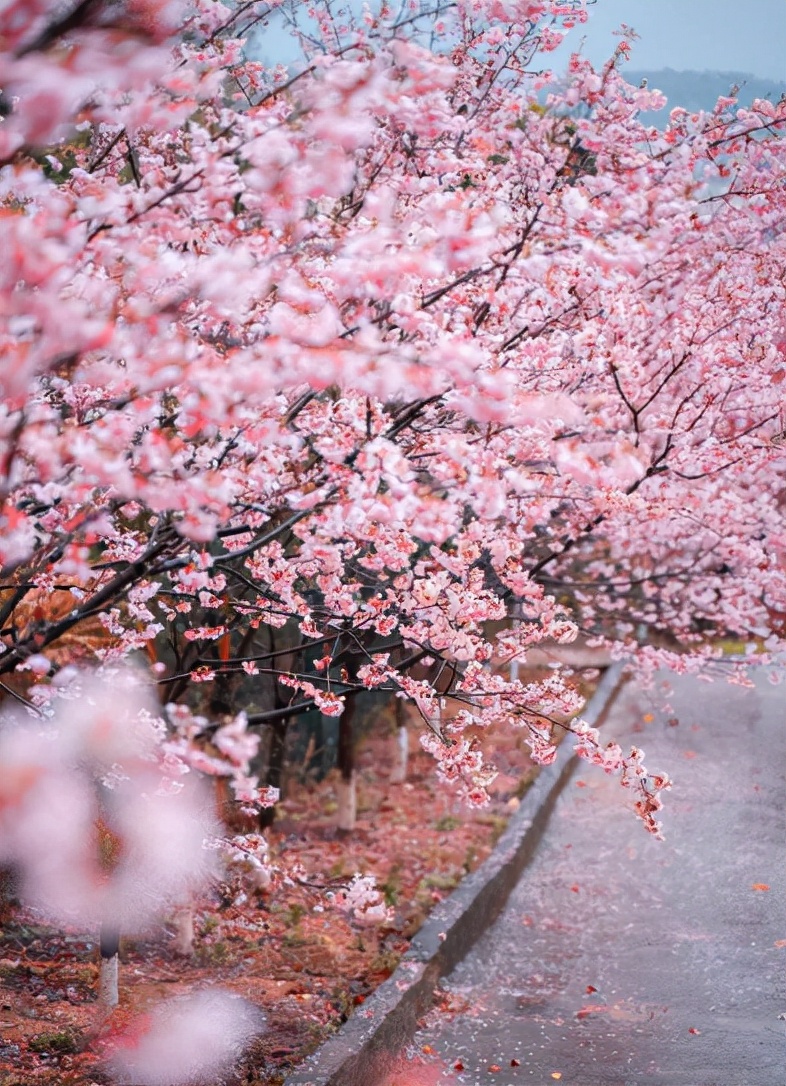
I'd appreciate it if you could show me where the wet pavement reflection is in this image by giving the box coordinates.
[385,668,786,1086]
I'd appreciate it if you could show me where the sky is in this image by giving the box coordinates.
[252,0,786,83]
[555,0,786,81]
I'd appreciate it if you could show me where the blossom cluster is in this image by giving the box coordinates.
[1,0,785,933]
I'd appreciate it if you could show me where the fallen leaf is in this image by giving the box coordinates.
[688,1027,700,1035]
[643,713,654,723]
[774,939,786,948]
[586,984,597,994]
[488,1064,501,1072]
[576,1003,608,1020]
[570,884,580,893]
[752,884,770,892]
[453,1060,464,1071]
[551,1074,563,1081]
[510,1058,521,1066]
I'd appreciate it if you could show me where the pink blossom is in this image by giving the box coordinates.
[336,874,392,926]
[2,0,786,902]
[108,990,264,1086]
[313,689,346,717]
[183,625,226,641]
[0,670,219,929]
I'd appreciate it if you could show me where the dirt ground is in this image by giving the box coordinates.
[0,672,594,1086]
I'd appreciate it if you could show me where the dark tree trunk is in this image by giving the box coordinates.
[98,922,120,1005]
[259,716,288,830]
[336,699,356,831]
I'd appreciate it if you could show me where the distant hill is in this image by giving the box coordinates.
[624,68,786,126]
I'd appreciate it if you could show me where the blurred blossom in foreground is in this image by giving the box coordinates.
[0,667,219,928]
[108,990,265,1085]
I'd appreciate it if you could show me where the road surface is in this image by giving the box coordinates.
[392,666,786,1086]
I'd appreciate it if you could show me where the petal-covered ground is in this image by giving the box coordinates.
[1,680,583,1086]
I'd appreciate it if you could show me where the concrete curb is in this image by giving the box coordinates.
[284,663,626,1086]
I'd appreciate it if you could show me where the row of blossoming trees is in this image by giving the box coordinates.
[1,0,786,1064]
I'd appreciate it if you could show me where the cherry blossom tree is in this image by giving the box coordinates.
[3,3,786,1032]
[4,0,786,1075]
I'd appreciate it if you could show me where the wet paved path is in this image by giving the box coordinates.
[399,669,785,1086]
